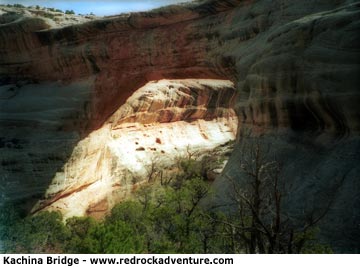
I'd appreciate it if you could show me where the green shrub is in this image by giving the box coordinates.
[13,4,25,8]
[0,152,334,254]
[43,13,55,19]
[65,10,75,15]
[2,211,69,253]
[65,215,144,253]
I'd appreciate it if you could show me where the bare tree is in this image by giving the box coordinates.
[223,137,345,253]
[145,156,160,183]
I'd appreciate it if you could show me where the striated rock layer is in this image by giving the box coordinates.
[0,0,359,251]
[31,79,238,219]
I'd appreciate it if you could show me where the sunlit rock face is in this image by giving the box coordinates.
[31,79,238,219]
[0,0,359,251]
[110,79,237,125]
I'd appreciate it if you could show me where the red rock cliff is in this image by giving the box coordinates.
[0,0,359,251]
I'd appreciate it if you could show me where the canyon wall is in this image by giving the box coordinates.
[30,79,238,219]
[0,0,359,251]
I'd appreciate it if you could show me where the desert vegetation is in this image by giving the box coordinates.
[0,4,95,26]
[0,141,333,254]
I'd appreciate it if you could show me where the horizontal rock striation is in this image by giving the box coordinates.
[1,1,358,135]
[0,0,359,251]
[110,79,237,126]
[30,79,238,219]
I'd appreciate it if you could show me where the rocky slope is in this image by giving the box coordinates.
[0,4,98,28]
[0,0,359,252]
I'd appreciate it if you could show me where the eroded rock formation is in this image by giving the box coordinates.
[1,0,359,251]
[31,79,238,219]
